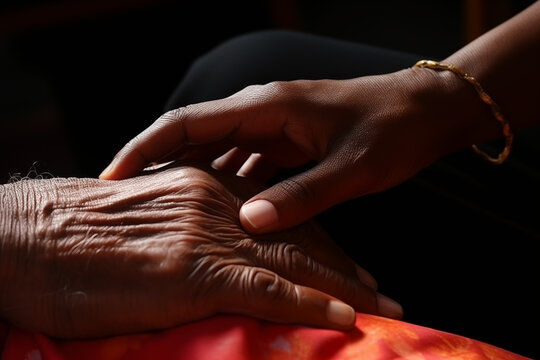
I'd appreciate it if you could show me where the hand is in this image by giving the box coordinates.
[0,163,401,339]
[99,69,469,234]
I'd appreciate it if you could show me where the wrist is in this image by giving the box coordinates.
[399,64,501,160]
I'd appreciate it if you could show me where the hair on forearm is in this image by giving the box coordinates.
[7,161,54,184]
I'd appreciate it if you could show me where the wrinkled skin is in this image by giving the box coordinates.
[0,163,387,339]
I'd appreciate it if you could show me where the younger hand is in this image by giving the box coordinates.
[100,69,452,233]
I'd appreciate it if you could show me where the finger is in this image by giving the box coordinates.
[239,159,356,234]
[98,102,242,180]
[249,220,377,291]
[100,94,286,180]
[355,264,378,290]
[217,267,357,330]
[247,241,388,316]
[212,147,252,174]
[155,140,236,166]
[236,153,280,183]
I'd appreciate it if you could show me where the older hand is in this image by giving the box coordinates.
[0,164,401,339]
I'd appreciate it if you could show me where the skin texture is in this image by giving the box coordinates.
[0,163,397,339]
[99,1,540,234]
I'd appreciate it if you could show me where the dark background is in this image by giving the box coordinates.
[1,0,537,358]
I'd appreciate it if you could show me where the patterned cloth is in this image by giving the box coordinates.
[0,314,530,360]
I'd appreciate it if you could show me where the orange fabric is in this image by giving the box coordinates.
[0,314,531,360]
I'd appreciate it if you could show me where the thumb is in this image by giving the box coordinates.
[240,163,352,233]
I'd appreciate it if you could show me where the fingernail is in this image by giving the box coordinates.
[355,265,378,290]
[377,294,403,319]
[211,156,225,170]
[240,200,278,229]
[326,300,356,326]
[99,162,115,179]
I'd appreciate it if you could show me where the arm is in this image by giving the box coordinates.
[0,164,399,339]
[416,0,540,154]
[446,0,540,133]
[98,1,540,234]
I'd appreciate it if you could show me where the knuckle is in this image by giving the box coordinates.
[277,177,317,203]
[271,243,309,273]
[246,268,293,303]
[156,107,189,141]
[240,83,266,96]
[160,107,189,125]
[121,133,144,154]
[260,81,288,96]
[241,81,296,103]
[187,256,235,306]
[261,81,305,103]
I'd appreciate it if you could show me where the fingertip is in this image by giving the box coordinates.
[98,162,115,180]
[98,160,127,180]
[326,300,356,328]
[240,199,279,232]
[355,265,378,290]
[376,293,403,319]
[292,286,357,331]
[98,152,146,180]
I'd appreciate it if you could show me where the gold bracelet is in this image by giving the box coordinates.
[413,60,513,165]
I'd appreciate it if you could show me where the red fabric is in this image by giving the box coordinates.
[0,314,531,360]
